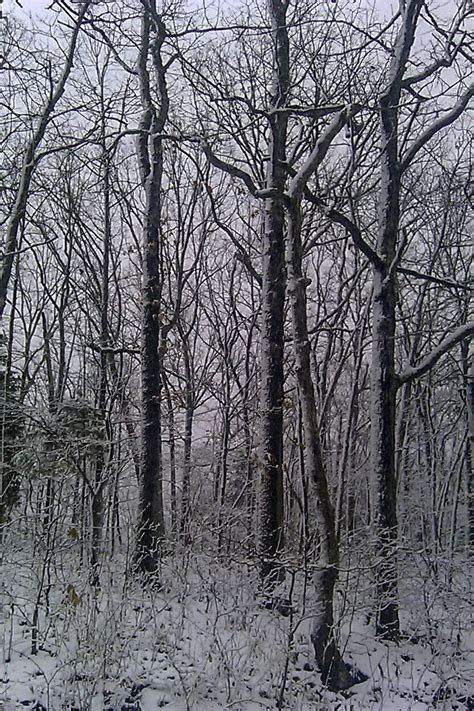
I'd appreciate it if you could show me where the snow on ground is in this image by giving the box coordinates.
[1,541,473,710]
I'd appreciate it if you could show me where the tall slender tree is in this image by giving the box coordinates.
[135,1,169,573]
[257,0,290,584]
[285,107,360,690]
[368,0,473,638]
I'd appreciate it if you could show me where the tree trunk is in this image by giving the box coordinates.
[335,324,367,541]
[180,334,194,545]
[461,340,474,553]
[287,198,356,690]
[136,7,168,573]
[257,0,289,587]
[163,374,177,534]
[90,484,104,586]
[371,264,400,638]
[90,109,112,587]
[370,0,423,639]
[217,399,231,556]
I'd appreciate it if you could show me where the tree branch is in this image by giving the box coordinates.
[200,142,259,196]
[397,265,472,291]
[397,321,474,386]
[400,84,474,173]
[0,0,93,319]
[288,104,359,199]
[205,183,262,287]
[87,342,139,355]
[301,188,383,268]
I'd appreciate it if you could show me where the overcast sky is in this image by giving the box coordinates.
[5,0,49,14]
[3,0,457,28]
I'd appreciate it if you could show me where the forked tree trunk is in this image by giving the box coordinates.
[370,0,423,639]
[287,198,356,691]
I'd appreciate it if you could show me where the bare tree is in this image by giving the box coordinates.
[254,0,290,585]
[285,107,362,689]
[0,1,93,319]
[135,1,169,573]
[359,0,473,638]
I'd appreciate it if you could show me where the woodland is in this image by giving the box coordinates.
[0,0,473,708]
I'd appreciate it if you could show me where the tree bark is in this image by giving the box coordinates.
[257,0,290,587]
[180,330,195,545]
[136,5,168,573]
[287,198,356,690]
[90,110,112,587]
[461,340,474,553]
[370,0,423,639]
[163,374,177,534]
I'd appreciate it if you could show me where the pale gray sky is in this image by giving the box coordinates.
[5,0,49,14]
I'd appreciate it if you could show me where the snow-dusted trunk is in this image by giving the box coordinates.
[257,0,289,584]
[136,9,168,573]
[90,483,105,584]
[243,316,257,532]
[287,199,354,690]
[371,0,423,639]
[90,126,111,587]
[163,375,177,533]
[180,335,194,545]
[461,341,474,553]
[371,98,401,635]
[371,264,399,638]
[217,374,231,555]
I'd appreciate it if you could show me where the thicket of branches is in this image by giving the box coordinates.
[0,0,472,701]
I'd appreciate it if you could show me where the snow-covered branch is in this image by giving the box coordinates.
[401,5,469,88]
[288,105,359,199]
[397,266,472,291]
[380,0,424,98]
[300,187,383,268]
[200,142,258,196]
[400,85,474,173]
[397,321,474,386]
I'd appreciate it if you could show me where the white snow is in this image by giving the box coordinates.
[1,538,473,710]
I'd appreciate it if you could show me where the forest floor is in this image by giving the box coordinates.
[1,540,473,710]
